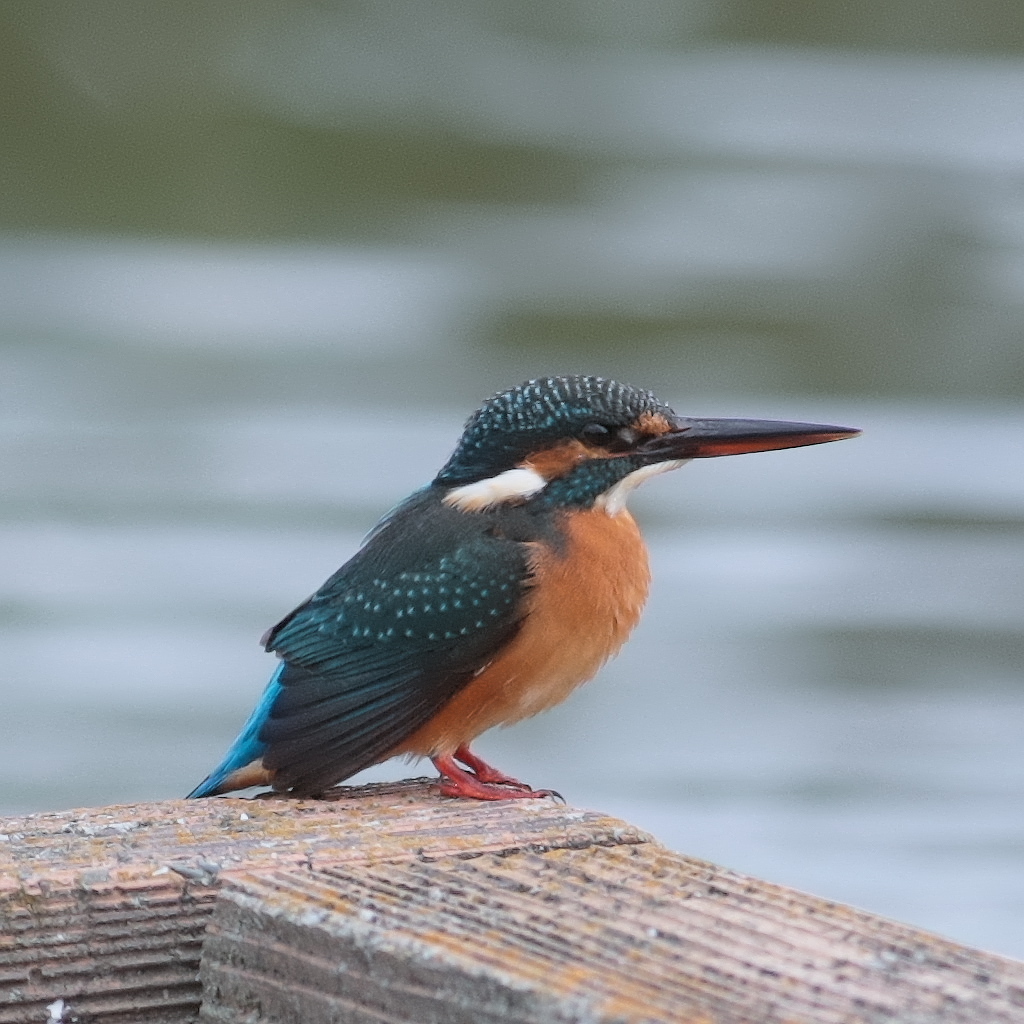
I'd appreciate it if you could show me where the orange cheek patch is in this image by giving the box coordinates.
[635,411,673,435]
[523,440,591,479]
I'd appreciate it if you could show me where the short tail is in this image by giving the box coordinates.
[186,664,285,798]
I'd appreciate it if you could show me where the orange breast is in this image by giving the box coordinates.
[393,508,651,758]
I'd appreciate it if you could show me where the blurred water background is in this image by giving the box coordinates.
[2,1,1024,957]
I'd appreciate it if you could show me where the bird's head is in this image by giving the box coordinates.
[435,376,859,514]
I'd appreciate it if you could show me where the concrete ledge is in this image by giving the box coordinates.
[0,780,645,1023]
[202,845,1024,1024]
[2,781,1023,1023]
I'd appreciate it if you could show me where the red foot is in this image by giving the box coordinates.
[432,753,559,802]
[452,745,531,789]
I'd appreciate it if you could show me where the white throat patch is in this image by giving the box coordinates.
[443,466,547,512]
[596,459,688,516]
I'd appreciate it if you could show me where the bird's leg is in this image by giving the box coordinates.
[452,744,532,790]
[432,754,558,801]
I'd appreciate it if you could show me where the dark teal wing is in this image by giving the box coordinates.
[258,489,533,795]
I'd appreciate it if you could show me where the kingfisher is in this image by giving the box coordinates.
[188,376,858,802]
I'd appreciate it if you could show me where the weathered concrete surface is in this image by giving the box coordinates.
[0,780,646,1023]
[2,779,1024,1024]
[200,844,1024,1024]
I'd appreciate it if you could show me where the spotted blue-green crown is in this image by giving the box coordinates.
[435,375,671,485]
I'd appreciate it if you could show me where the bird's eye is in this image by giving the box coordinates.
[581,423,611,444]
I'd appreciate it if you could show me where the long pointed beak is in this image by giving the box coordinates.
[639,417,861,460]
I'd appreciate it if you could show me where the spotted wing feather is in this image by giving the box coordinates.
[260,490,532,795]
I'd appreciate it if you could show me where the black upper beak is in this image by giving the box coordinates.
[639,417,861,460]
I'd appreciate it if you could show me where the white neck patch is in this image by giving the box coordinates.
[596,459,688,516]
[443,466,547,512]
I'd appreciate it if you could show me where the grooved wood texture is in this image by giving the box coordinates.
[0,780,646,1023]
[201,846,1024,1024]
[0,874,214,1024]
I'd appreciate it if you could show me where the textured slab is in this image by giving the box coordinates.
[202,844,1024,1024]
[0,780,644,1024]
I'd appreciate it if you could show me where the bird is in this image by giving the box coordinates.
[187,375,858,802]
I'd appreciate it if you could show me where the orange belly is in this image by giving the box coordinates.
[393,507,651,757]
